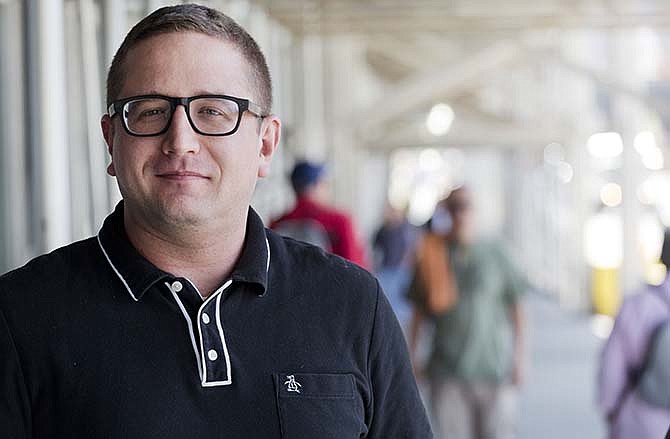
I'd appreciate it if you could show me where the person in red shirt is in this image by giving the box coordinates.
[270,161,369,268]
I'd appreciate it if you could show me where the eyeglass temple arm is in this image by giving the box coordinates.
[247,101,266,118]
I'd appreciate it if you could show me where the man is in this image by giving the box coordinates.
[270,160,369,268]
[0,5,430,438]
[409,187,525,439]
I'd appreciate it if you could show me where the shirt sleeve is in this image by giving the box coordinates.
[496,243,527,304]
[366,281,432,438]
[597,300,635,417]
[0,307,31,438]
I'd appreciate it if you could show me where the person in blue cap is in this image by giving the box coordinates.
[271,160,369,268]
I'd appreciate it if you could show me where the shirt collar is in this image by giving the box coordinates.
[97,201,270,302]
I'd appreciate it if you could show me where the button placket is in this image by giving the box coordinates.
[199,299,225,379]
[196,279,234,386]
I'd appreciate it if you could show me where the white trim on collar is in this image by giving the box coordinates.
[168,283,204,381]
[265,236,271,273]
[97,234,139,302]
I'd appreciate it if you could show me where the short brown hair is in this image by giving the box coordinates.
[106,3,272,114]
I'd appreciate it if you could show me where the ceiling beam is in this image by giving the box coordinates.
[265,12,670,35]
[364,118,564,150]
[542,49,669,120]
[357,37,546,131]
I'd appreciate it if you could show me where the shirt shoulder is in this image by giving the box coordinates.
[619,286,670,321]
[0,237,101,308]
[266,228,378,303]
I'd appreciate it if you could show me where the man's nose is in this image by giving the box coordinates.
[161,105,201,156]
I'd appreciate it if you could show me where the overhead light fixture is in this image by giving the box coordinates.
[556,162,574,184]
[600,182,623,207]
[634,131,657,156]
[634,131,664,170]
[426,103,454,137]
[587,132,623,159]
[641,147,664,170]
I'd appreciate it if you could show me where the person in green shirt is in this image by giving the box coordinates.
[409,187,526,439]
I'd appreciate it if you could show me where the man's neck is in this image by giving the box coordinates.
[123,208,248,297]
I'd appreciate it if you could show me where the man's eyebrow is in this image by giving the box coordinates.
[135,91,232,97]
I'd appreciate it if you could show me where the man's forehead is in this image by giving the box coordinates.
[119,32,252,97]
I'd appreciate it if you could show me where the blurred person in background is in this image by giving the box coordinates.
[597,229,670,439]
[270,160,369,268]
[372,204,420,332]
[408,187,526,439]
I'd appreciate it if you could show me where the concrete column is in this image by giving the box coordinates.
[29,0,72,252]
[102,0,124,208]
[0,0,29,270]
[301,34,327,159]
[77,0,111,227]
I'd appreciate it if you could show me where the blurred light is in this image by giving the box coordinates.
[634,131,664,170]
[648,173,670,228]
[639,213,664,262]
[600,182,622,207]
[637,178,656,205]
[587,132,623,158]
[591,314,614,339]
[388,151,417,210]
[419,148,444,172]
[543,142,564,165]
[426,103,454,136]
[641,147,664,170]
[647,263,667,286]
[639,213,666,285]
[408,184,440,225]
[556,161,574,184]
[634,131,657,156]
[584,212,623,269]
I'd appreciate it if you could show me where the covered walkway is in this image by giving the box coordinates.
[519,294,605,438]
[2,1,669,437]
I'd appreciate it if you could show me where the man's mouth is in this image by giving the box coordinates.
[156,170,209,180]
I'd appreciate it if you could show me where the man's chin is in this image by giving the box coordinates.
[153,197,210,227]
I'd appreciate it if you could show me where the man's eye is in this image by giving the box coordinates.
[200,108,226,116]
[140,109,166,117]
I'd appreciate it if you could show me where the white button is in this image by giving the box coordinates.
[171,281,183,292]
[208,349,218,361]
[202,313,210,324]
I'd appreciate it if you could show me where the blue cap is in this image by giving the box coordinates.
[290,161,325,193]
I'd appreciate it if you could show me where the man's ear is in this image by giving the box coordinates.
[257,115,281,178]
[101,115,116,176]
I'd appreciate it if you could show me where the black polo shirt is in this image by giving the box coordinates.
[0,203,431,438]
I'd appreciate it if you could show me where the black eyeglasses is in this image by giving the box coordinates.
[107,94,266,137]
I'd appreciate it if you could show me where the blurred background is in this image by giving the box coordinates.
[3,0,670,437]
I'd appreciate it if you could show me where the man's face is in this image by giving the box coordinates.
[101,32,280,229]
[447,189,474,244]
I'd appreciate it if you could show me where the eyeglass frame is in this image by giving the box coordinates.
[107,94,267,137]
